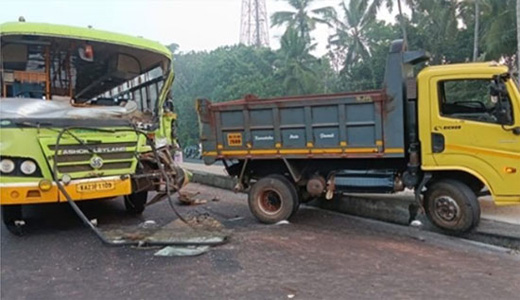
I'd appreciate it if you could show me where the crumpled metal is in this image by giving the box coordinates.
[0,97,137,119]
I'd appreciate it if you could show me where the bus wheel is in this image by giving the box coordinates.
[424,179,480,234]
[248,175,297,224]
[1,205,25,236]
[124,191,148,214]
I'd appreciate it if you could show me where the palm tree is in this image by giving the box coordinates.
[480,0,516,60]
[517,0,520,76]
[328,0,381,68]
[459,0,481,61]
[270,0,336,43]
[473,0,480,61]
[275,28,319,95]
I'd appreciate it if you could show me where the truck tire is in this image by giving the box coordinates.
[124,191,148,214]
[424,179,480,234]
[248,175,297,223]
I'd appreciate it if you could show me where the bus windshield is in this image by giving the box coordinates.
[1,25,171,119]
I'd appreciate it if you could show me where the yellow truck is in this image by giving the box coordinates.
[198,40,520,234]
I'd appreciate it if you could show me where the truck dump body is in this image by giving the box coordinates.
[197,41,431,165]
[198,89,407,164]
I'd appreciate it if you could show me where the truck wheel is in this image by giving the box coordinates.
[1,205,25,236]
[248,175,297,223]
[424,180,480,234]
[124,191,148,214]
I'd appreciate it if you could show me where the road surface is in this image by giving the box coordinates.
[1,183,519,299]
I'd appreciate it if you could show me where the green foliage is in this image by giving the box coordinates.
[170,0,518,147]
[270,0,336,43]
[172,45,285,146]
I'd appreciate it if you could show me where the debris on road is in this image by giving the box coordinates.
[184,213,224,230]
[178,191,208,205]
[275,220,290,225]
[154,246,210,257]
[139,220,159,229]
[410,220,423,228]
[228,216,245,222]
[101,212,229,247]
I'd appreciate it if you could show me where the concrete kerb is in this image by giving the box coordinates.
[190,169,237,191]
[187,169,520,249]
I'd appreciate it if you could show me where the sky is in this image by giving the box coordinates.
[0,0,402,56]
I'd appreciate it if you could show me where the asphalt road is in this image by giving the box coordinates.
[1,183,519,300]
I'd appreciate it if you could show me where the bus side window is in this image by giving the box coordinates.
[141,87,148,112]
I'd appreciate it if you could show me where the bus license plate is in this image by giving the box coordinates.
[76,181,115,193]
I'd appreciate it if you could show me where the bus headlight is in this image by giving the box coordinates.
[0,159,15,173]
[20,160,37,175]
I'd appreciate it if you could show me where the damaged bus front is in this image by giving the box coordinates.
[0,22,185,233]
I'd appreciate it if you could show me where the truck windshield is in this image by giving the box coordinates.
[1,32,170,117]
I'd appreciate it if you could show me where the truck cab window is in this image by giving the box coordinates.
[439,79,513,124]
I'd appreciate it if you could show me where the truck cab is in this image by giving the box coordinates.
[418,63,520,218]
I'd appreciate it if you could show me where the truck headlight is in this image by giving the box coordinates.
[20,160,37,175]
[0,159,15,173]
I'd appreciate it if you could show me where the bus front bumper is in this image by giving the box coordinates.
[0,176,132,205]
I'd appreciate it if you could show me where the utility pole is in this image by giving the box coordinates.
[517,0,520,79]
[397,0,408,48]
[473,0,479,61]
[240,0,270,47]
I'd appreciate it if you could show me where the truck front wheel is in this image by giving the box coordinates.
[124,191,148,214]
[424,180,480,234]
[248,175,297,224]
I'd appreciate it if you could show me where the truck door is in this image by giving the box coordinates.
[429,76,520,196]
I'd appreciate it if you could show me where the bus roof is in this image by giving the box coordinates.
[0,21,172,60]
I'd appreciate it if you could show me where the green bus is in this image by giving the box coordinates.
[0,21,185,234]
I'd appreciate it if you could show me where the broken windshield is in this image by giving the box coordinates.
[1,32,170,116]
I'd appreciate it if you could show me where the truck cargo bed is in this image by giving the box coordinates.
[197,41,430,165]
[197,89,406,164]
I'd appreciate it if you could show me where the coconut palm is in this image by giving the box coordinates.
[473,0,480,61]
[275,28,319,95]
[480,0,516,60]
[328,0,382,68]
[517,0,520,75]
[270,0,336,43]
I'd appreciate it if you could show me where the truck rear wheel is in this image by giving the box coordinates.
[424,179,480,234]
[248,175,297,224]
[124,191,148,214]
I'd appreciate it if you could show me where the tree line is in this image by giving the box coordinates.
[171,0,518,147]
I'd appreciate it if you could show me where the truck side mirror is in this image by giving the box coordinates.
[489,76,513,125]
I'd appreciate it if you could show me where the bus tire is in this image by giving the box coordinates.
[248,175,297,224]
[124,191,148,214]
[424,179,480,234]
[1,205,24,236]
